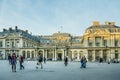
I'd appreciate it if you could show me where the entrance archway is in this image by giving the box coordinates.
[103,50,107,62]
[22,51,26,58]
[57,53,62,61]
[88,50,92,61]
[38,50,43,56]
[74,51,78,60]
[27,51,30,58]
[95,50,100,61]
[56,50,63,61]
[47,50,53,61]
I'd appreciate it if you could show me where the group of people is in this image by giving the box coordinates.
[64,56,87,68]
[8,53,47,72]
[8,53,24,72]
[8,53,113,72]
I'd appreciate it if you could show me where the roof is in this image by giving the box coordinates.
[0,27,41,42]
[86,25,120,30]
[52,31,71,37]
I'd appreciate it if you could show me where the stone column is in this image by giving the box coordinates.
[64,49,67,57]
[118,50,120,60]
[100,50,103,58]
[94,37,95,47]
[26,52,27,59]
[30,51,32,59]
[72,51,74,59]
[92,50,95,61]
[77,52,80,61]
[52,50,55,60]
[111,49,114,59]
[43,49,45,58]
[35,49,37,58]
[45,50,48,60]
[107,50,111,59]
[101,37,103,47]
[62,49,64,60]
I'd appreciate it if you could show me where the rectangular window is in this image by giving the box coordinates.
[12,41,14,47]
[115,40,118,47]
[103,40,107,46]
[88,42,92,46]
[95,37,101,47]
[23,42,25,47]
[88,37,93,46]
[96,42,100,46]
[115,53,118,59]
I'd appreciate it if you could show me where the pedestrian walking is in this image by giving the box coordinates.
[108,58,111,64]
[8,54,11,65]
[80,56,87,68]
[11,53,17,72]
[99,57,103,64]
[43,57,46,64]
[19,55,24,70]
[64,56,68,66]
[36,54,43,69]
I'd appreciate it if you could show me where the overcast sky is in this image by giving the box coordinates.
[0,0,120,36]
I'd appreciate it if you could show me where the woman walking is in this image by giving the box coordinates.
[11,53,17,72]
[19,55,24,70]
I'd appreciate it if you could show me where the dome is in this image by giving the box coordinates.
[84,21,120,34]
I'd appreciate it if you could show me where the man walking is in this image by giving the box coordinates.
[19,55,24,70]
[80,56,87,68]
[36,54,43,69]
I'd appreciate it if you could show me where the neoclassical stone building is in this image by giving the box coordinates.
[83,21,120,61]
[0,22,120,62]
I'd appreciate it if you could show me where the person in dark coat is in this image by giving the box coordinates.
[99,57,103,64]
[64,56,68,66]
[19,55,24,70]
[80,56,87,68]
[8,54,11,65]
[11,53,17,72]
[36,54,43,69]
[108,58,111,64]
[43,57,46,64]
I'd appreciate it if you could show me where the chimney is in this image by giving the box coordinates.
[15,26,18,30]
[3,28,7,32]
[105,21,115,26]
[105,21,109,25]
[9,27,12,31]
[110,22,115,26]
[93,21,100,26]
[25,30,28,33]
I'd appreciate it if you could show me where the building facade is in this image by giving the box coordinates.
[0,22,120,62]
[83,21,120,62]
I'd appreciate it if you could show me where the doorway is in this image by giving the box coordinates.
[57,53,62,61]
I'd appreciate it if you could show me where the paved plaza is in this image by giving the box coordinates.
[0,60,120,80]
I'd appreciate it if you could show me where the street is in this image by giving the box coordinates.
[0,60,120,80]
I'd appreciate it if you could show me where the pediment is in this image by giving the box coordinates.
[85,29,110,37]
[5,33,20,38]
[93,29,110,35]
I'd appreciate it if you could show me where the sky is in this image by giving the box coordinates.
[0,0,120,36]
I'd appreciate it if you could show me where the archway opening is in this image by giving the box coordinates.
[57,53,62,61]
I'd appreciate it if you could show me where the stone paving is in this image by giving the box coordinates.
[0,60,120,80]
